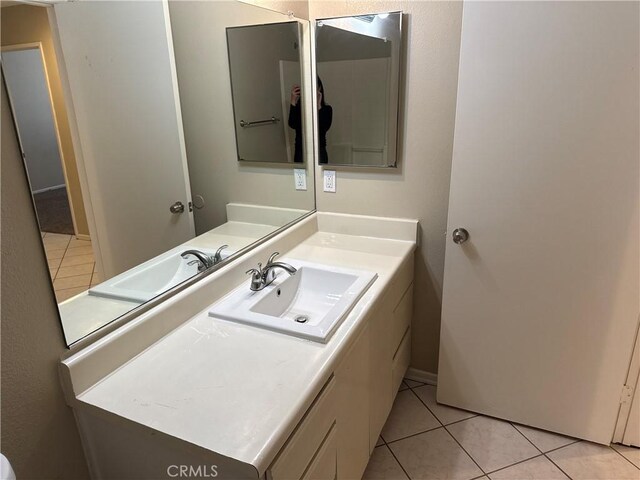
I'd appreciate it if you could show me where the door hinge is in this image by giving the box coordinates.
[620,384,633,405]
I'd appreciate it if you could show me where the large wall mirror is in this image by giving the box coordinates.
[315,12,402,167]
[0,0,315,346]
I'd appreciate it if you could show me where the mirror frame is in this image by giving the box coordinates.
[313,11,403,168]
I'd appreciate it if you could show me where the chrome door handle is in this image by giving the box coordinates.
[452,228,469,244]
[169,201,185,214]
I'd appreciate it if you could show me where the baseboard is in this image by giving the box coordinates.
[75,233,91,241]
[405,367,438,386]
[32,183,66,194]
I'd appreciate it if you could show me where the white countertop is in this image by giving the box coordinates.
[76,231,415,475]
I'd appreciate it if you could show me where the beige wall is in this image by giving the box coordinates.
[309,1,463,374]
[1,4,90,237]
[1,80,89,479]
[242,0,309,19]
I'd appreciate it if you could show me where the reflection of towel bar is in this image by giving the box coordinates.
[239,116,280,128]
[352,147,384,153]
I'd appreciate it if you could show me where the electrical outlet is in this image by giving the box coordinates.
[294,168,307,191]
[323,170,336,193]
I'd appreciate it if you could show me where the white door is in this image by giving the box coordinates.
[438,1,639,445]
[614,322,640,447]
[622,390,640,447]
[52,0,194,279]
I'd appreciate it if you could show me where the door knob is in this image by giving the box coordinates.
[169,201,185,214]
[192,195,205,210]
[452,228,469,244]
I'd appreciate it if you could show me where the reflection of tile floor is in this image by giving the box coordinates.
[41,232,101,302]
[364,379,640,480]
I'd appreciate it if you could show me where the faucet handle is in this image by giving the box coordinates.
[246,264,264,291]
[246,262,263,275]
[267,252,280,265]
[214,245,229,263]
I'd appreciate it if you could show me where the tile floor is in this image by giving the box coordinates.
[364,379,640,480]
[41,232,100,302]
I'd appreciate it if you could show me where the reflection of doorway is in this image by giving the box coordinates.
[2,43,98,302]
[2,45,73,234]
[33,183,74,235]
[279,60,301,163]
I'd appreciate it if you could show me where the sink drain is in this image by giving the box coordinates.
[294,315,309,324]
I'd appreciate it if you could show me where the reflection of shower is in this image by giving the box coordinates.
[239,116,281,128]
[226,21,302,163]
[314,12,402,167]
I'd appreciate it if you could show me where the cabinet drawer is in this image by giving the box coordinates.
[391,283,413,356]
[269,376,336,480]
[385,256,414,312]
[301,424,337,480]
[392,327,411,394]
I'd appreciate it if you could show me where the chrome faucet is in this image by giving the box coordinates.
[245,252,297,291]
[212,245,229,264]
[181,245,228,272]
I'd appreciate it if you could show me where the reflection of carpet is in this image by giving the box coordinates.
[33,187,74,235]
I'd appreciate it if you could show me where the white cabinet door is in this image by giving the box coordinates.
[438,2,639,444]
[53,0,194,278]
[336,325,370,479]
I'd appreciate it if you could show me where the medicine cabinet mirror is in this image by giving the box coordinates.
[227,22,306,163]
[314,12,402,167]
[1,0,315,347]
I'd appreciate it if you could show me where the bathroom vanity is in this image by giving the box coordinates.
[59,212,417,479]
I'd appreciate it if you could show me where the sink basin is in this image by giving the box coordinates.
[89,245,232,303]
[208,259,377,342]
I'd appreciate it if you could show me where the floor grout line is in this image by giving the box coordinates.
[407,384,479,427]
[384,424,444,446]
[41,232,96,301]
[45,233,71,287]
[543,453,573,480]
[510,421,583,480]
[382,386,437,447]
[373,382,640,480]
[442,423,488,476]
[483,452,546,476]
[543,439,581,455]
[407,385,582,479]
[511,421,545,455]
[610,444,640,471]
[383,443,412,480]
[436,412,480,428]
[408,387,488,476]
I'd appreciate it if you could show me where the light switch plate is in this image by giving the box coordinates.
[294,168,307,191]
[323,170,336,193]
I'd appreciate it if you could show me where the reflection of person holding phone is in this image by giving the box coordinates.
[288,77,333,164]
